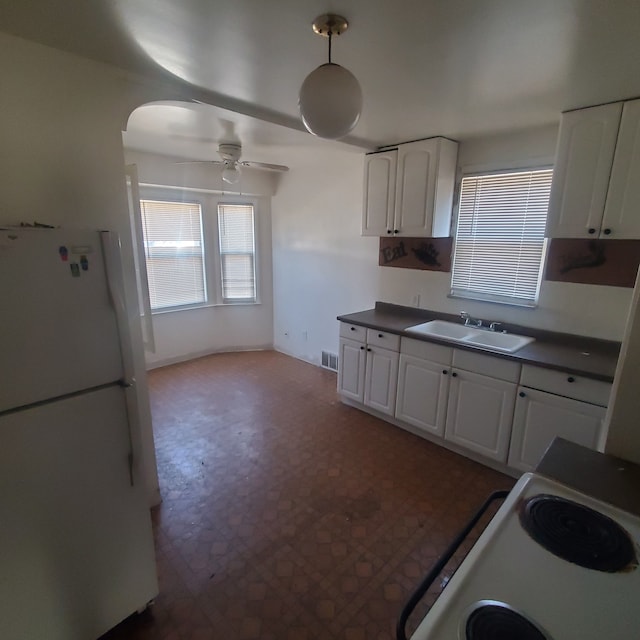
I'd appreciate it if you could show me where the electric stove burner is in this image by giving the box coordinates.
[462,601,551,640]
[520,494,636,572]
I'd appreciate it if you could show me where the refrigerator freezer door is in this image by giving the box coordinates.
[0,228,124,412]
[0,385,158,640]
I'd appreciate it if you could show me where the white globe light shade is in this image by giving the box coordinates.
[299,63,363,139]
[221,164,241,184]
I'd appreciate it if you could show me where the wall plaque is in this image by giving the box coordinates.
[379,237,453,271]
[545,238,640,288]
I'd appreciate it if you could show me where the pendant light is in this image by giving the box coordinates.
[298,14,363,140]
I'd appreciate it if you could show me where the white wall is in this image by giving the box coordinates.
[125,150,276,368]
[271,147,379,363]
[271,126,633,372]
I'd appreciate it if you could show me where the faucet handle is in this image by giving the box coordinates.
[489,321,502,332]
[460,311,470,320]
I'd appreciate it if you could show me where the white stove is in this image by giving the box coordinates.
[408,473,640,640]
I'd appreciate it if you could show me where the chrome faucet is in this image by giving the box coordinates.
[460,311,482,328]
[489,321,503,332]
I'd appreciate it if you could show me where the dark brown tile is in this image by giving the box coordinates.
[101,350,513,639]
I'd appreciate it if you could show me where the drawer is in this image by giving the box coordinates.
[452,349,521,383]
[520,365,611,407]
[366,328,400,351]
[400,337,452,365]
[339,322,366,342]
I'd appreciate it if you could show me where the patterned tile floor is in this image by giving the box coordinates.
[102,351,514,640]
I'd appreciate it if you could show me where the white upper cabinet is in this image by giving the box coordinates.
[603,99,640,238]
[362,149,397,236]
[547,99,640,239]
[362,137,458,237]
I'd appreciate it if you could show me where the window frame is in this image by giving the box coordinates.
[137,186,260,314]
[216,201,258,305]
[449,165,553,308]
[139,196,208,313]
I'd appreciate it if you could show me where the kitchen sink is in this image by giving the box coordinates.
[405,320,535,353]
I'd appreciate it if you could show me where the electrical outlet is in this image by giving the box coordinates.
[412,294,421,307]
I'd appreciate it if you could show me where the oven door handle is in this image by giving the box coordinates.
[396,489,510,640]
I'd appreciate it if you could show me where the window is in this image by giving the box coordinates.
[451,168,553,307]
[218,203,256,302]
[137,193,259,312]
[139,199,206,310]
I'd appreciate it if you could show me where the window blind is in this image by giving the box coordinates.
[139,199,206,310]
[217,203,256,302]
[451,168,553,306]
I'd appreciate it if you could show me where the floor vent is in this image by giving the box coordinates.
[321,351,338,372]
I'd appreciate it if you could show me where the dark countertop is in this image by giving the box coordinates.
[536,438,640,517]
[337,302,620,382]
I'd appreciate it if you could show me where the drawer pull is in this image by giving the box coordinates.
[451,372,458,377]
[378,333,384,338]
[567,376,575,383]
[442,370,448,375]
[519,391,526,398]
[350,326,356,331]
[367,347,372,352]
[360,346,365,350]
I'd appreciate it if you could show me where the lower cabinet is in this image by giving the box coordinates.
[395,339,452,437]
[337,337,366,403]
[337,323,611,474]
[364,346,399,416]
[508,387,606,473]
[444,369,516,462]
[337,325,400,417]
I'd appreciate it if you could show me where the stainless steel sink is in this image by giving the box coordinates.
[405,320,535,354]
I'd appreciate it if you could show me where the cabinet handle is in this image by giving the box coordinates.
[360,346,365,350]
[567,376,575,383]
[394,229,399,234]
[378,333,384,338]
[442,369,448,375]
[387,229,392,234]
[350,326,356,331]
[603,228,612,235]
[367,347,372,352]
[588,228,596,235]
[519,391,526,398]
[451,372,458,377]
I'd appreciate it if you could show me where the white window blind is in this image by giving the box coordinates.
[139,199,206,310]
[451,168,553,306]
[217,203,256,302]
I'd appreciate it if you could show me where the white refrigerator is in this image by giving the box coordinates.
[0,227,158,640]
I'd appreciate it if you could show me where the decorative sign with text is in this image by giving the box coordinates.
[545,238,640,288]
[379,237,453,272]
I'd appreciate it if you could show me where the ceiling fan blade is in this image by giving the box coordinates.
[239,160,289,172]
[173,160,224,166]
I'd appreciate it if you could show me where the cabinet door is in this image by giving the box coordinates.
[362,150,397,236]
[546,103,622,238]
[338,338,366,402]
[394,139,439,236]
[603,99,640,238]
[445,370,516,462]
[396,354,449,436]
[508,388,605,473]
[364,346,399,416]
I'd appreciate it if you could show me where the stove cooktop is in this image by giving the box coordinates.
[410,473,640,640]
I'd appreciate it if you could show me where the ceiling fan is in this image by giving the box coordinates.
[176,143,289,184]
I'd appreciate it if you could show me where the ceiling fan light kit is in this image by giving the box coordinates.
[298,14,363,140]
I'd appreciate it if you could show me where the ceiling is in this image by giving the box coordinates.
[2,0,640,158]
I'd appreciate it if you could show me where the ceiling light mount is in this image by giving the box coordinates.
[298,13,362,140]
[311,14,349,38]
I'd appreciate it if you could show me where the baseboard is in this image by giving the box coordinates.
[145,344,274,370]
